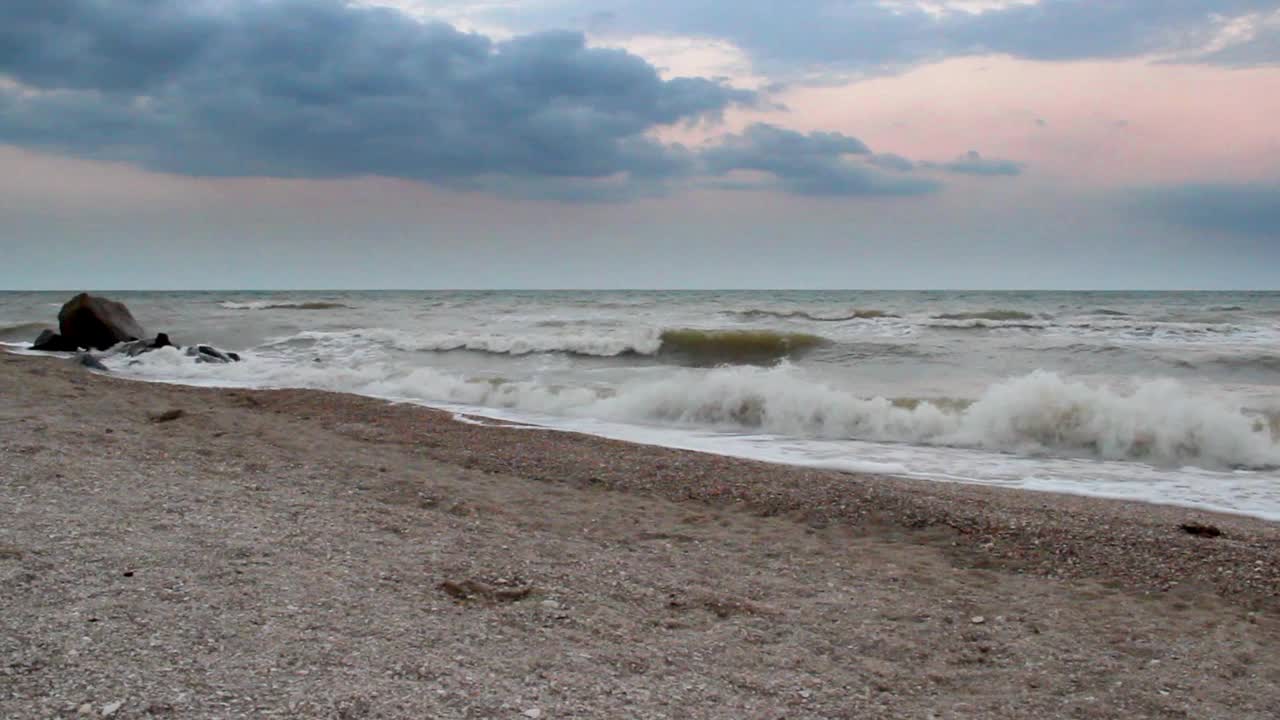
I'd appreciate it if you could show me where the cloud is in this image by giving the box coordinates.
[928,151,1023,176]
[1137,183,1280,237]
[483,0,1280,74]
[0,0,755,199]
[867,153,916,172]
[1196,24,1280,66]
[702,123,940,196]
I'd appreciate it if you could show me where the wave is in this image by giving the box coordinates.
[927,319,1050,331]
[576,369,1280,469]
[932,310,1038,321]
[116,351,1280,470]
[728,308,898,322]
[0,321,49,342]
[656,329,827,364]
[1090,308,1130,316]
[277,327,827,365]
[220,301,351,310]
[278,328,661,358]
[1199,353,1280,374]
[1208,305,1245,312]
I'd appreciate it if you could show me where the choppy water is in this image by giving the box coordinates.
[4,290,1280,520]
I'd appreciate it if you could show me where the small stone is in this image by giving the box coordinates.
[799,690,812,699]
[970,616,986,625]
[1180,522,1222,538]
[540,600,561,610]
[77,704,93,716]
[101,701,124,717]
[523,709,543,718]
[149,409,185,424]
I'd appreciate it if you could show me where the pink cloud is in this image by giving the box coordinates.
[726,56,1280,187]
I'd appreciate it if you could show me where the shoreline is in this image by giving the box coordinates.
[7,343,1277,525]
[4,349,1280,717]
[10,349,1278,606]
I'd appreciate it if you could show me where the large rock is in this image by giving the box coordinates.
[57,293,146,351]
[31,329,80,352]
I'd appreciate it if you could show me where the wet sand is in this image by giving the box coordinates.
[2,350,1279,718]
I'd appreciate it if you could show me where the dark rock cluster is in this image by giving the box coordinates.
[28,293,240,368]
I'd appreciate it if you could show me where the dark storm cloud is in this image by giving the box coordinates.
[1137,183,1280,237]
[492,0,1280,72]
[928,151,1023,177]
[0,0,755,197]
[702,124,940,196]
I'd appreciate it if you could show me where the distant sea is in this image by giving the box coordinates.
[5,289,1280,519]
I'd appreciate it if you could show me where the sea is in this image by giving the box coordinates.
[4,290,1280,521]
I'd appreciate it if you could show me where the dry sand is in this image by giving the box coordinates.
[2,350,1279,719]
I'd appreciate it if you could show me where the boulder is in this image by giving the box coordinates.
[31,329,80,352]
[57,293,146,351]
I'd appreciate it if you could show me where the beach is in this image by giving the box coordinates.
[3,350,1280,718]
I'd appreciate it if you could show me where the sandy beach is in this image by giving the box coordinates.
[3,349,1279,719]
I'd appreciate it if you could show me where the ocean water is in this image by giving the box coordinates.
[4,289,1280,520]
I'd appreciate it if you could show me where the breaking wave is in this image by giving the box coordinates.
[220,301,351,310]
[586,368,1280,468]
[112,351,1280,470]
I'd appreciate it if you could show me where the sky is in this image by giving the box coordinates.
[1,0,1279,290]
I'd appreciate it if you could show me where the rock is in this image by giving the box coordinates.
[100,700,123,717]
[186,345,240,364]
[58,293,145,350]
[970,616,986,625]
[77,703,93,716]
[523,709,542,719]
[121,333,178,357]
[119,340,152,357]
[1180,522,1223,538]
[440,578,533,603]
[31,329,80,352]
[74,352,109,371]
[149,409,185,424]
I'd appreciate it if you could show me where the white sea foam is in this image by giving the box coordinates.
[278,327,664,357]
[110,349,1279,470]
[219,300,350,310]
[219,300,274,310]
